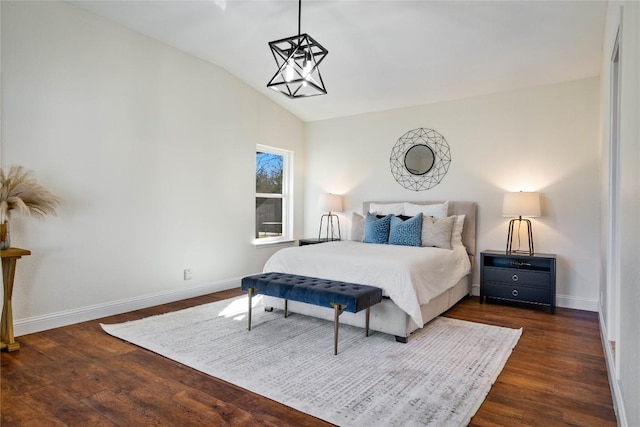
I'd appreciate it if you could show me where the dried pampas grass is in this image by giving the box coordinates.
[0,165,60,223]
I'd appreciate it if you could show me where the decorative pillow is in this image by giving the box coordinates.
[421,215,455,249]
[351,212,365,242]
[369,202,404,216]
[376,214,412,221]
[404,201,449,219]
[363,213,393,244]
[451,214,466,248]
[389,213,423,247]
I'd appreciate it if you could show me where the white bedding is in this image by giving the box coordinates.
[263,241,471,328]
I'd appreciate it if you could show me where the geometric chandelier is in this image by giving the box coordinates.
[267,0,328,98]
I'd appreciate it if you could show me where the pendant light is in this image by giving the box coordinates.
[267,0,328,98]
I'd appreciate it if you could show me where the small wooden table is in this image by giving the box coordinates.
[1,247,30,351]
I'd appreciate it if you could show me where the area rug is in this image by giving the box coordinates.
[102,296,521,426]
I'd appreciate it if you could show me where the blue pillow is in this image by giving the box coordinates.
[389,213,423,247]
[363,213,393,244]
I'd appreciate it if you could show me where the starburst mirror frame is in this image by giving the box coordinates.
[390,128,451,191]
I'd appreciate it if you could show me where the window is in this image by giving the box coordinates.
[255,145,293,244]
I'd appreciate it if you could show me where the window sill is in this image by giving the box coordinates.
[252,239,296,249]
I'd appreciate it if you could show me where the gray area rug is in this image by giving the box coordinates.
[102,296,521,426]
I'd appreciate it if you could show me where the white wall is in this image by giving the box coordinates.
[305,78,601,311]
[599,2,640,426]
[1,1,304,333]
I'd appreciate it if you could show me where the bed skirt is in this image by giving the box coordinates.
[261,274,471,339]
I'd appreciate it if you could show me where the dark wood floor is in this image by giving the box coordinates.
[1,290,617,426]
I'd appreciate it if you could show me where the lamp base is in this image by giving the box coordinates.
[506,217,534,256]
[319,213,341,241]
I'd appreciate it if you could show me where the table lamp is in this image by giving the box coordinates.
[319,193,343,241]
[503,191,540,255]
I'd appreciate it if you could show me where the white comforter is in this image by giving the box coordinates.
[263,241,471,328]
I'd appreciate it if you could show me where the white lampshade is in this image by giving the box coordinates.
[503,192,541,218]
[320,193,343,213]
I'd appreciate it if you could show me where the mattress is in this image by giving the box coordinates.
[263,240,471,328]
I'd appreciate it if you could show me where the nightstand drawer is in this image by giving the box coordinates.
[483,283,550,305]
[483,267,550,288]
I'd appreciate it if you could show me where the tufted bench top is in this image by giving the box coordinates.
[241,272,382,313]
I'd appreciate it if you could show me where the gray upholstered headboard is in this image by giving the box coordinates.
[362,201,478,257]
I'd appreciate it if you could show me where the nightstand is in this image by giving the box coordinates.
[480,250,556,313]
[298,238,339,246]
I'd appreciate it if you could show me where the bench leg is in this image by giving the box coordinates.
[284,299,288,318]
[330,303,345,355]
[365,307,371,337]
[247,288,254,331]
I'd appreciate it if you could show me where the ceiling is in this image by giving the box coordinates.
[69,1,607,122]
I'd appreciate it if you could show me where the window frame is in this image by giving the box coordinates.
[254,144,294,245]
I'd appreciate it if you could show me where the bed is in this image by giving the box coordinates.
[261,201,477,341]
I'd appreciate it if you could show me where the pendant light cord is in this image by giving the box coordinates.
[298,0,302,35]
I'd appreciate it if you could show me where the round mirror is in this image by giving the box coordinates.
[389,128,451,191]
[404,144,435,175]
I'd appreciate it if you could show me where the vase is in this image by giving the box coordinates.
[0,221,10,250]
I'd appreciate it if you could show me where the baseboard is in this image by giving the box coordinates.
[470,285,598,312]
[555,294,598,312]
[598,304,628,426]
[14,276,245,337]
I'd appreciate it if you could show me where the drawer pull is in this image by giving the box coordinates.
[512,274,519,282]
[512,289,519,297]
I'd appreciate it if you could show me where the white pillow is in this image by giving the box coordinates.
[404,201,449,219]
[421,215,455,249]
[369,202,404,216]
[351,212,365,241]
[451,214,465,248]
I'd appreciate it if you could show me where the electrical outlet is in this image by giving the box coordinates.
[184,269,192,280]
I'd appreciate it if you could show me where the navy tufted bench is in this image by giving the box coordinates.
[241,272,383,355]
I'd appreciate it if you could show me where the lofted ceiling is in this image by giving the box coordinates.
[69,0,607,122]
